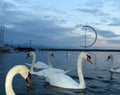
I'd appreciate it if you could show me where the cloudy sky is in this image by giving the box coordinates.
[1,0,120,49]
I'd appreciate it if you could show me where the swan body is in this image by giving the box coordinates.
[5,65,31,95]
[31,68,70,77]
[107,55,120,73]
[27,51,69,74]
[37,52,92,89]
[111,69,120,73]
[25,61,49,69]
[36,69,83,89]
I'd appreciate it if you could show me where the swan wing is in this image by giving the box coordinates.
[31,68,67,77]
[25,62,49,69]
[34,61,49,69]
[31,70,44,77]
[42,69,79,89]
[111,68,120,73]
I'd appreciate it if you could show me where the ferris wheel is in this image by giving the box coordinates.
[80,25,97,48]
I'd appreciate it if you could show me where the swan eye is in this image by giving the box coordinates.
[107,56,111,61]
[27,53,30,58]
[51,53,54,57]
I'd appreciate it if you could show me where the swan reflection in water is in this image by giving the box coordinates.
[27,76,85,95]
[43,82,85,95]
[109,72,113,80]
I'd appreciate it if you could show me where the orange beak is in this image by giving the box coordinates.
[26,72,31,87]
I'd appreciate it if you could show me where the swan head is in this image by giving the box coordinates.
[107,55,113,61]
[80,52,92,64]
[48,52,54,57]
[27,51,35,58]
[19,65,31,86]
[5,65,31,95]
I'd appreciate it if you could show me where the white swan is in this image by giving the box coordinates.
[107,55,120,73]
[5,65,31,95]
[27,51,70,74]
[25,51,54,72]
[36,52,92,89]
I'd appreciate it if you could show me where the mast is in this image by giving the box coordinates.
[0,24,4,46]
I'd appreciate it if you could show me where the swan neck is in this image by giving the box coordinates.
[5,67,18,95]
[77,55,86,88]
[31,53,36,72]
[48,55,53,67]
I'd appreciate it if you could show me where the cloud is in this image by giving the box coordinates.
[84,1,103,8]
[4,17,74,46]
[109,17,120,26]
[97,29,120,38]
[75,0,120,27]
[0,0,75,48]
[75,6,110,26]
[107,39,120,44]
[0,0,15,10]
[76,8,99,14]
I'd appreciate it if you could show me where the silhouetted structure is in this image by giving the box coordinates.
[40,48,120,52]
[14,47,35,51]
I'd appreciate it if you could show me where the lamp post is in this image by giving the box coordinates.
[29,40,32,48]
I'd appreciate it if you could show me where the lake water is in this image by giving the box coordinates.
[1,50,120,95]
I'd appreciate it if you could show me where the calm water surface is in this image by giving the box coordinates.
[0,50,120,95]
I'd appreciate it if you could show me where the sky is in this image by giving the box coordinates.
[1,0,120,49]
